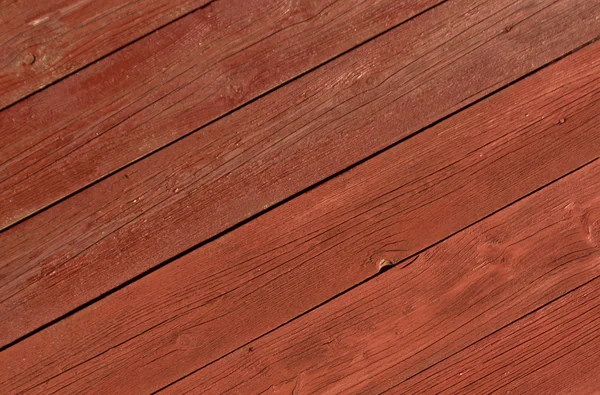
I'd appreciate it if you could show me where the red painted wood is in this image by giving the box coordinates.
[1,0,598,348]
[1,41,599,393]
[394,277,600,394]
[163,159,600,394]
[0,0,212,109]
[0,0,443,229]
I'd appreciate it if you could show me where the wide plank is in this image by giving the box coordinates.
[1,0,598,347]
[163,159,600,394]
[394,277,600,394]
[0,0,211,109]
[0,0,444,229]
[1,39,599,393]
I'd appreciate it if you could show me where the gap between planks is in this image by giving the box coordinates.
[163,158,600,393]
[0,0,215,111]
[1,37,599,393]
[0,0,448,230]
[1,0,599,349]
[389,274,600,393]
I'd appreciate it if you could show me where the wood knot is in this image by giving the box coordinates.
[226,83,244,101]
[24,53,36,65]
[177,334,192,348]
[366,74,384,88]
[504,25,512,33]
[286,0,320,22]
[582,208,600,246]
[377,259,394,273]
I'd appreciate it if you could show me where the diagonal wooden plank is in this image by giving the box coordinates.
[162,160,600,394]
[0,0,213,109]
[1,0,598,348]
[1,37,599,393]
[393,277,600,394]
[0,0,445,229]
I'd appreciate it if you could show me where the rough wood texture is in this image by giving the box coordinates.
[394,277,600,394]
[164,159,600,394]
[1,40,599,393]
[0,0,212,109]
[1,0,598,347]
[0,0,444,229]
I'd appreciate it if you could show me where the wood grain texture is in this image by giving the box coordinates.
[1,40,599,393]
[0,0,444,229]
[0,0,212,109]
[1,0,598,348]
[393,277,600,394]
[163,160,600,394]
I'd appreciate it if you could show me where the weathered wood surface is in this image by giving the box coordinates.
[394,277,600,394]
[164,159,600,394]
[1,39,598,393]
[0,0,212,109]
[0,0,444,229]
[1,0,598,348]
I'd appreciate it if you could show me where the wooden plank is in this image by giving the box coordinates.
[162,160,600,394]
[1,0,598,347]
[0,0,212,109]
[0,0,445,229]
[1,39,599,393]
[393,277,600,394]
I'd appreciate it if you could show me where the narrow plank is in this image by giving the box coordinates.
[0,0,212,109]
[1,0,598,347]
[1,39,599,393]
[163,160,600,394]
[394,277,600,394]
[0,0,445,229]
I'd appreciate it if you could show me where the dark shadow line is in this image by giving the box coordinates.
[154,155,599,393]
[383,259,600,393]
[0,0,449,233]
[0,8,597,364]
[0,0,218,114]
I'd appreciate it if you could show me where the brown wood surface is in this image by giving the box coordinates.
[1,39,598,393]
[0,0,212,109]
[163,159,600,394]
[393,277,600,394]
[0,0,444,230]
[1,0,598,348]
